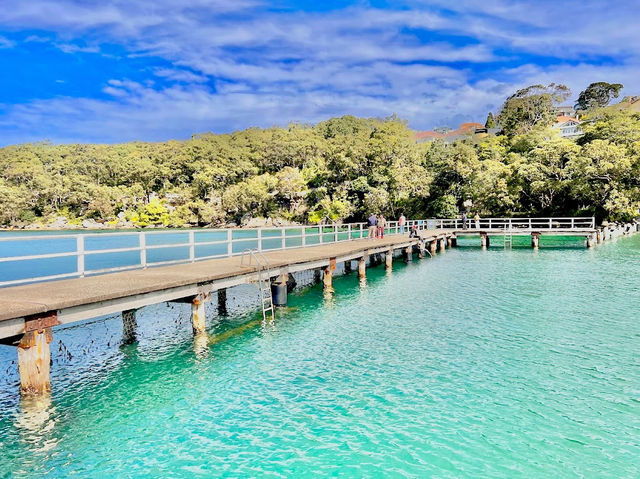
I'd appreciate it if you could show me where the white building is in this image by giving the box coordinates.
[553,115,582,138]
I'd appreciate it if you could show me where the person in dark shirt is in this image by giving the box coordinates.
[368,214,377,240]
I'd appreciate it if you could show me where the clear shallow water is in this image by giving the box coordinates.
[1,236,639,477]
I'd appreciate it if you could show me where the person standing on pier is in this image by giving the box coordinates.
[378,215,386,239]
[474,213,480,229]
[368,213,377,240]
[398,213,406,235]
[462,211,468,230]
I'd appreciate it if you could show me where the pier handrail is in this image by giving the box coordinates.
[0,216,595,287]
[0,219,432,287]
[430,216,596,230]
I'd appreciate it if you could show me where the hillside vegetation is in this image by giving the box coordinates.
[0,106,639,228]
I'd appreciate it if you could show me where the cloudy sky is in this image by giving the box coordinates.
[0,0,638,144]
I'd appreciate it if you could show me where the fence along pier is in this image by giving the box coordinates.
[0,217,636,395]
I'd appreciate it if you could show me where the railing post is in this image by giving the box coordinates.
[319,226,324,244]
[489,218,492,229]
[302,227,306,246]
[334,224,338,242]
[258,229,263,251]
[281,228,286,250]
[348,223,352,240]
[529,218,532,229]
[139,232,147,268]
[549,218,552,229]
[77,235,85,278]
[188,231,195,262]
[571,218,575,229]
[227,229,232,257]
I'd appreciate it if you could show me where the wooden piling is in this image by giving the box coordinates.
[323,267,333,290]
[439,237,446,252]
[386,249,393,269]
[122,309,138,344]
[344,260,352,275]
[531,233,540,249]
[18,329,52,395]
[480,233,490,248]
[217,288,228,316]
[191,294,208,335]
[358,257,366,279]
[405,245,413,262]
[586,233,595,248]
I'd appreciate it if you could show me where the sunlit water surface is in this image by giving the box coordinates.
[1,235,639,477]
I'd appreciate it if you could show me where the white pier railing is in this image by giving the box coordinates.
[432,217,596,230]
[0,217,596,287]
[0,219,430,287]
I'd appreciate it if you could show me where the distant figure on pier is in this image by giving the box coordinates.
[368,213,377,240]
[398,213,406,235]
[474,213,480,229]
[409,224,418,238]
[378,215,386,239]
[462,211,468,230]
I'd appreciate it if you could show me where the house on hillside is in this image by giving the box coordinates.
[555,105,576,118]
[553,115,582,138]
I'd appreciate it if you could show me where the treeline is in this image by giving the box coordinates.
[0,101,639,228]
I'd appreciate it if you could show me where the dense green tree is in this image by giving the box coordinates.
[498,83,570,136]
[484,112,496,128]
[575,82,624,112]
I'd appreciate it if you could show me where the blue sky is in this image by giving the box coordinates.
[0,0,638,144]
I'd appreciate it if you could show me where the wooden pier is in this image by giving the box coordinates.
[0,228,454,394]
[1,216,637,395]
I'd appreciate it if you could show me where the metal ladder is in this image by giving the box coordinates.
[503,225,513,248]
[241,249,275,322]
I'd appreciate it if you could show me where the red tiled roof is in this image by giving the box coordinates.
[555,115,579,123]
[458,122,484,132]
[415,131,444,139]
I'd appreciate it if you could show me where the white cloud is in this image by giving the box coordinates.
[0,1,637,143]
[0,35,15,48]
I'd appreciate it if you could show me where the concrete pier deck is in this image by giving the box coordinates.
[0,230,454,339]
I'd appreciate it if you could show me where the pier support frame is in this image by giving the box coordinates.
[586,233,595,249]
[531,233,540,249]
[596,229,603,244]
[385,249,393,269]
[429,240,437,255]
[439,237,446,252]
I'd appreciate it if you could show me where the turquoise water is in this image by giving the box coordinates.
[1,235,639,477]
